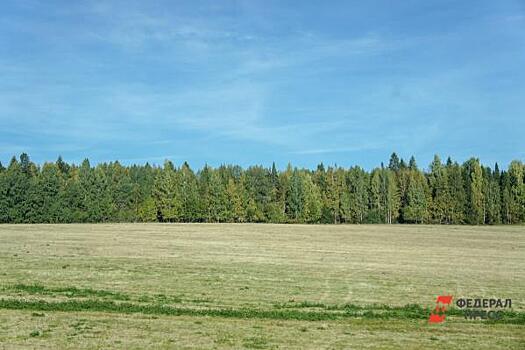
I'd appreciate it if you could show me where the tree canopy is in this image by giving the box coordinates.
[0,153,523,224]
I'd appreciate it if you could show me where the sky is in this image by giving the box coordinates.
[1,0,524,170]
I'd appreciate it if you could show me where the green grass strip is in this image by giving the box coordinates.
[0,298,524,324]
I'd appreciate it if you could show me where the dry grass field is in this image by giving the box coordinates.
[0,224,524,349]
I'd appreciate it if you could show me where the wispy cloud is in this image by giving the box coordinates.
[290,144,384,155]
[1,1,524,167]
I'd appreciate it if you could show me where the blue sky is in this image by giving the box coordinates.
[1,0,524,170]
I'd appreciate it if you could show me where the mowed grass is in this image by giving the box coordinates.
[0,223,524,349]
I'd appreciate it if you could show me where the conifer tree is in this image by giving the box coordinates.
[500,170,513,224]
[179,162,199,222]
[507,160,524,223]
[31,163,62,223]
[368,169,383,223]
[388,152,401,172]
[324,167,343,224]
[285,168,303,222]
[60,167,84,222]
[0,160,11,222]
[208,169,228,222]
[56,156,70,175]
[408,156,418,170]
[5,155,33,223]
[402,168,429,223]
[346,167,369,223]
[267,162,286,222]
[0,153,522,225]
[428,155,451,223]
[153,160,182,222]
[464,158,484,224]
[446,160,466,224]
[482,166,501,224]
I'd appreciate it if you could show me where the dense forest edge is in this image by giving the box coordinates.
[0,153,524,224]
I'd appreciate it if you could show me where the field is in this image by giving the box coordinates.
[0,224,524,349]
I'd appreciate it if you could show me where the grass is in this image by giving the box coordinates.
[3,284,130,301]
[0,223,524,349]
[0,298,433,321]
[1,298,524,324]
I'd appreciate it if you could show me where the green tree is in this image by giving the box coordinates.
[324,167,343,224]
[342,167,368,223]
[388,152,401,172]
[225,178,246,222]
[267,162,286,223]
[56,155,70,175]
[428,155,451,223]
[507,161,525,223]
[59,167,84,223]
[383,169,400,224]
[300,172,322,223]
[0,153,522,225]
[481,166,501,224]
[243,166,272,222]
[368,168,383,223]
[30,163,62,223]
[153,160,182,222]
[446,159,466,224]
[464,158,484,224]
[138,196,157,222]
[285,168,303,222]
[109,162,134,221]
[408,156,418,170]
[501,170,512,224]
[367,167,399,223]
[402,168,429,223]
[3,155,34,223]
[179,162,200,222]
[208,169,228,222]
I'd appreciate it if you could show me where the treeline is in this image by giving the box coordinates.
[0,153,523,224]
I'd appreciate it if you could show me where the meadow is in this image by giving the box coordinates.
[0,224,523,349]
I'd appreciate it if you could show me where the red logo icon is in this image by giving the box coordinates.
[429,295,453,323]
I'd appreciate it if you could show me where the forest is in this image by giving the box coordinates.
[0,153,523,224]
